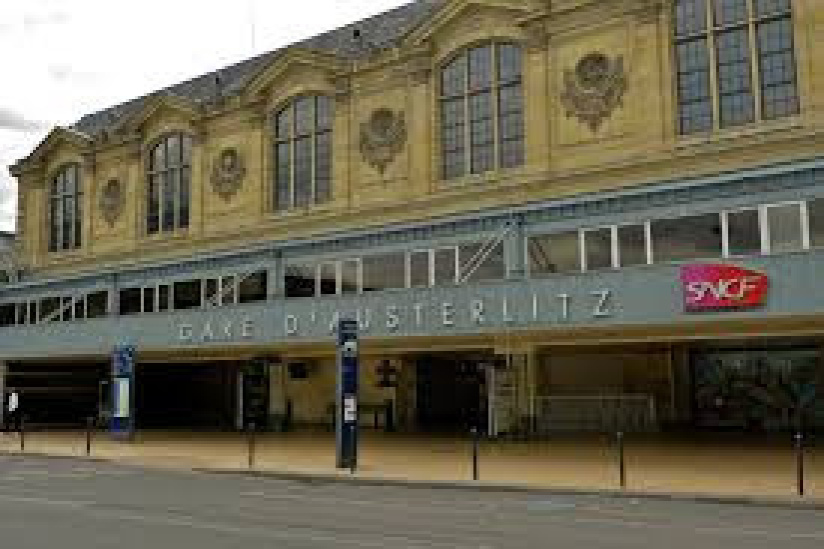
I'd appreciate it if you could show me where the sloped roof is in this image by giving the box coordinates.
[72,0,445,136]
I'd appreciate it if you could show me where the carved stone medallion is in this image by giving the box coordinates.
[99,178,124,226]
[561,53,628,132]
[211,147,246,199]
[359,108,407,174]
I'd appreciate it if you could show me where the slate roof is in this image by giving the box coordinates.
[72,0,445,137]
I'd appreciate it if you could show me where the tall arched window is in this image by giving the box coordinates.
[272,94,333,212]
[440,42,524,180]
[147,133,192,234]
[48,163,82,252]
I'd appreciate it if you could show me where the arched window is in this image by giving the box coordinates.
[440,42,524,180]
[48,163,82,252]
[147,133,192,234]
[272,95,333,211]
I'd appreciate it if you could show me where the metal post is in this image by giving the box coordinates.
[247,422,256,471]
[19,415,25,453]
[795,431,805,497]
[617,431,626,490]
[471,427,480,481]
[86,416,94,457]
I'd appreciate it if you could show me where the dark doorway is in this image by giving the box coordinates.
[135,362,237,429]
[416,355,487,433]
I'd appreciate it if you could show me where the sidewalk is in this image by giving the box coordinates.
[1,429,820,504]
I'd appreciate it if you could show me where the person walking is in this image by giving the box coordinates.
[5,390,20,433]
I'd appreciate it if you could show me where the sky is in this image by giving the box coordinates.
[0,0,412,233]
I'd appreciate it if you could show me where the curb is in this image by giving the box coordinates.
[197,467,824,511]
[4,451,822,511]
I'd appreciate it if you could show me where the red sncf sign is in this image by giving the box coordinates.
[680,264,769,311]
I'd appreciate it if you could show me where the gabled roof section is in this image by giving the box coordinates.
[70,1,445,137]
[244,48,349,101]
[404,0,542,46]
[10,127,92,175]
[112,93,201,134]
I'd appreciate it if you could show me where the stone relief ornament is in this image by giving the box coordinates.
[359,108,407,175]
[561,52,628,132]
[99,178,124,226]
[211,147,246,199]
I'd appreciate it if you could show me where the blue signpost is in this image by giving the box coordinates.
[336,319,359,471]
[110,344,136,439]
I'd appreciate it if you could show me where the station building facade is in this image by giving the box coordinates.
[4,0,824,435]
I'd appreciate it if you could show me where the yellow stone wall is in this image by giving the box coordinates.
[11,0,824,277]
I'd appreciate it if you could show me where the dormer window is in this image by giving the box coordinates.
[147,133,192,234]
[48,163,82,252]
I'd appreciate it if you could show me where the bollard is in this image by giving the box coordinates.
[795,431,805,497]
[471,426,480,481]
[86,416,94,457]
[616,431,626,490]
[247,422,256,470]
[19,415,25,453]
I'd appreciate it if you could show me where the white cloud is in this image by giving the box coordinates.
[0,0,412,233]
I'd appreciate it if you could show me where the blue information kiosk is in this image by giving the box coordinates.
[111,344,136,440]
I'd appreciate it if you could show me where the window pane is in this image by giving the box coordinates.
[652,213,722,262]
[727,209,761,256]
[275,142,292,211]
[315,131,332,204]
[0,304,14,326]
[675,0,707,37]
[460,241,505,282]
[618,224,647,266]
[809,199,824,248]
[294,96,314,135]
[758,17,799,119]
[238,271,267,303]
[158,284,170,311]
[676,38,713,134]
[583,228,613,271]
[409,251,430,288]
[162,170,177,231]
[119,288,142,316]
[528,231,580,275]
[469,91,494,174]
[87,291,108,318]
[293,137,312,207]
[767,203,803,253]
[340,260,360,294]
[318,263,337,296]
[434,247,457,286]
[173,280,202,310]
[275,105,292,139]
[713,0,748,26]
[221,275,237,305]
[468,45,492,91]
[362,253,406,292]
[147,174,160,234]
[316,96,332,131]
[716,28,754,127]
[143,286,156,313]
[441,54,467,98]
[755,0,790,16]
[497,43,522,84]
[285,264,316,298]
[179,166,190,229]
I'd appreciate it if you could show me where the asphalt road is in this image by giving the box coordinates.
[0,455,821,548]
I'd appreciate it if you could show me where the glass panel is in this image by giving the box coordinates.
[73,296,85,320]
[275,105,292,139]
[0,304,14,326]
[652,213,722,262]
[181,135,192,166]
[221,276,237,305]
[583,228,613,271]
[62,195,73,249]
[468,45,492,91]
[162,170,177,231]
[767,203,803,253]
[275,142,292,211]
[528,231,580,275]
[166,135,180,167]
[316,96,332,131]
[809,198,824,248]
[498,83,524,169]
[143,286,156,313]
[497,43,522,84]
[441,54,467,98]
[713,0,748,26]
[340,260,360,295]
[441,97,466,179]
[293,137,312,207]
[675,0,707,37]
[284,264,316,298]
[204,278,219,304]
[716,28,754,127]
[758,17,799,119]
[40,296,60,321]
[119,288,142,315]
[676,39,713,134]
[86,291,108,318]
[362,253,406,292]
[16,302,27,325]
[469,91,494,174]
[151,141,165,171]
[158,284,170,311]
[315,131,332,204]
[409,251,430,288]
[755,0,790,16]
[173,280,202,310]
[294,96,314,136]
[179,166,190,229]
[61,297,72,322]
[618,224,648,266]
[434,247,457,286]
[460,241,505,282]
[727,208,761,256]
[238,271,267,303]
[318,262,337,296]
